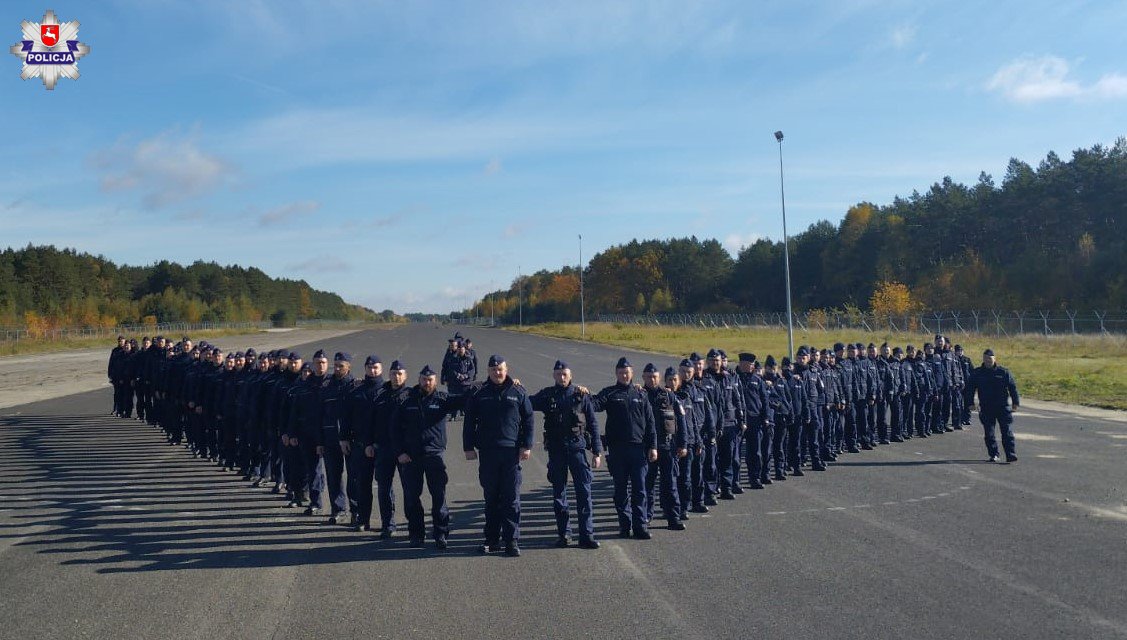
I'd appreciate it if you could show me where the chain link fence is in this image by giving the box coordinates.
[593,310,1127,336]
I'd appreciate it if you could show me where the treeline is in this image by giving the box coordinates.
[0,245,400,329]
[462,139,1127,321]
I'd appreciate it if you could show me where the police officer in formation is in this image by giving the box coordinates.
[463,355,535,556]
[530,360,603,549]
[589,358,658,539]
[105,330,1018,557]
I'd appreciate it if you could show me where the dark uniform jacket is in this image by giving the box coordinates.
[967,365,1019,414]
[590,382,657,450]
[463,378,534,451]
[644,386,688,451]
[530,383,602,454]
[391,386,461,458]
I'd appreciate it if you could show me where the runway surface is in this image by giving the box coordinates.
[2,323,1125,639]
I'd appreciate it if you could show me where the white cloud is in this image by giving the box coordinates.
[1091,73,1127,99]
[723,232,761,255]
[890,24,916,49]
[987,55,1127,103]
[93,131,231,209]
[503,223,526,238]
[255,200,321,226]
[484,157,503,175]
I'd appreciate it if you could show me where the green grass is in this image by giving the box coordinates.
[514,322,1127,411]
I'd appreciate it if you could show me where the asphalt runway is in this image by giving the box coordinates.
[2,324,1126,639]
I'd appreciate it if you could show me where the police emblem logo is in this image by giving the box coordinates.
[10,10,90,90]
[40,24,59,47]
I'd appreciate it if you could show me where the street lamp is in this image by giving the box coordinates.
[490,280,495,327]
[518,265,523,328]
[579,234,586,338]
[775,130,795,361]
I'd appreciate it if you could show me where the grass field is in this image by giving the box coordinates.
[514,322,1127,411]
[0,328,265,357]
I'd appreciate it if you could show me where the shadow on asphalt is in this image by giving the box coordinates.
[0,412,624,573]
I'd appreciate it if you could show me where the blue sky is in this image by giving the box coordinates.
[2,1,1125,313]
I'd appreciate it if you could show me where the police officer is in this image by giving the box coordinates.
[337,355,380,530]
[674,358,707,517]
[874,344,892,443]
[947,339,967,430]
[322,352,358,524]
[393,365,461,549]
[737,353,773,489]
[294,350,332,516]
[691,353,720,506]
[819,350,841,461]
[912,346,934,437]
[966,349,1020,463]
[762,356,791,481]
[955,345,974,426]
[363,359,411,539]
[705,348,747,499]
[108,335,126,415]
[780,356,809,476]
[530,360,603,549]
[924,341,950,434]
[641,365,687,531]
[442,340,476,419]
[795,348,827,472]
[464,355,534,557]
[590,357,658,540]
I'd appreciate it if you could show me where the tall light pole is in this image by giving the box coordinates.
[775,130,795,361]
[518,265,523,328]
[490,280,495,327]
[578,234,586,338]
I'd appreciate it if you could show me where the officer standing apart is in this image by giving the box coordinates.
[530,360,603,549]
[463,355,534,557]
[966,349,1020,463]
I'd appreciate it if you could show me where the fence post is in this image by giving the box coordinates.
[1066,310,1077,335]
[1038,310,1052,336]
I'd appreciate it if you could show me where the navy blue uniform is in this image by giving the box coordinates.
[530,383,602,542]
[694,374,720,503]
[464,377,535,546]
[966,364,1020,460]
[392,386,461,542]
[291,373,332,510]
[928,352,950,433]
[796,363,825,470]
[362,380,410,533]
[591,382,657,536]
[764,372,791,478]
[319,372,357,517]
[341,375,384,526]
[738,370,774,487]
[915,351,933,437]
[782,370,808,473]
[705,368,746,496]
[675,379,708,515]
[644,386,687,527]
